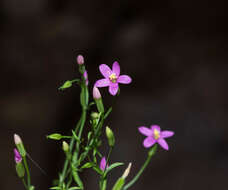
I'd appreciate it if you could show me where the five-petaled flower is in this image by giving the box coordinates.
[95,62,132,96]
[138,125,174,150]
[100,157,108,171]
[14,148,22,163]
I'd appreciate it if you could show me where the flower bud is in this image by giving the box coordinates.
[47,133,62,140]
[14,134,22,145]
[122,163,132,179]
[14,148,22,164]
[93,86,101,99]
[59,80,72,90]
[83,70,89,86]
[91,112,99,120]
[106,126,115,147]
[62,141,69,152]
[77,55,84,65]
[16,162,25,178]
[14,134,26,157]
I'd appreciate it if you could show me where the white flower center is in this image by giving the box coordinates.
[153,129,160,140]
[109,73,117,83]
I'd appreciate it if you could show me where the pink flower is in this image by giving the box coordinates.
[100,157,108,171]
[138,125,174,150]
[14,148,22,163]
[95,62,132,96]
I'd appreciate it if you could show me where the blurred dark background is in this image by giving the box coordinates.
[1,0,228,189]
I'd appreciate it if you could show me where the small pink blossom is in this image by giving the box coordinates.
[100,157,108,171]
[95,62,132,96]
[138,125,174,150]
[14,148,22,163]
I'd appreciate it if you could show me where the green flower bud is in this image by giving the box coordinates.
[91,112,99,120]
[46,133,62,140]
[62,141,69,152]
[106,126,115,147]
[15,162,25,178]
[59,80,72,90]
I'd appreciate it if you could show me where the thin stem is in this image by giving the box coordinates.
[23,157,31,188]
[123,145,157,190]
[22,178,28,190]
[58,117,82,187]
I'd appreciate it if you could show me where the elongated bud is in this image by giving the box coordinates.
[93,86,104,113]
[16,162,25,178]
[14,148,22,163]
[77,55,84,65]
[62,141,69,152]
[83,70,89,86]
[59,80,72,90]
[14,134,22,145]
[106,126,115,147]
[93,86,101,99]
[14,134,26,157]
[122,163,132,179]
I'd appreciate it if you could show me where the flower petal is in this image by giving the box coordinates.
[138,126,153,136]
[151,125,161,133]
[157,138,169,150]
[99,64,112,78]
[112,61,120,76]
[117,75,132,84]
[143,137,156,148]
[160,131,174,138]
[109,83,119,96]
[95,79,110,87]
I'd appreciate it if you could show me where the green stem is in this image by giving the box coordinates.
[23,157,31,188]
[123,145,157,190]
[58,117,82,187]
[22,178,28,190]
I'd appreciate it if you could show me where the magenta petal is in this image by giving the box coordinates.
[109,83,119,96]
[157,138,169,150]
[151,125,161,133]
[117,75,132,84]
[138,126,153,136]
[100,157,106,171]
[112,61,120,76]
[161,131,174,138]
[95,79,110,87]
[99,64,112,78]
[143,137,156,148]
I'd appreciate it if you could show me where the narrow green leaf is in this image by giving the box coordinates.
[104,162,124,176]
[68,187,82,190]
[104,107,112,119]
[80,162,94,169]
[112,177,125,190]
[92,166,103,175]
[49,187,61,190]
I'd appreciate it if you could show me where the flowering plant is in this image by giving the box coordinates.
[13,55,174,190]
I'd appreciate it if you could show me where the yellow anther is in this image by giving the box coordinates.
[154,129,160,140]
[109,73,117,83]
